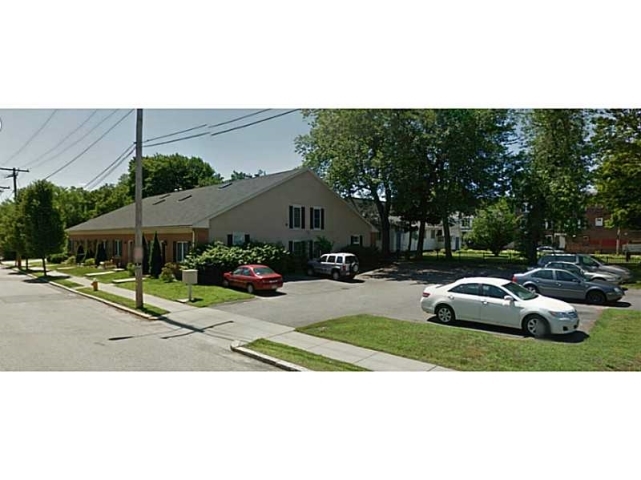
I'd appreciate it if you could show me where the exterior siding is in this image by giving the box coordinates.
[208,171,374,251]
[67,228,205,264]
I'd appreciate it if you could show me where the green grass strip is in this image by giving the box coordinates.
[51,278,83,288]
[246,339,369,371]
[298,311,641,371]
[115,278,253,307]
[78,287,168,317]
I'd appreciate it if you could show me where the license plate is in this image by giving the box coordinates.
[271,285,278,289]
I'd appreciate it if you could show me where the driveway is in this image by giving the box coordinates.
[211,262,641,340]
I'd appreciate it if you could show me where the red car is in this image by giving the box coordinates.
[222,264,283,294]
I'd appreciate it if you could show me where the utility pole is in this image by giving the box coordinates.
[134,109,144,309]
[1,167,29,268]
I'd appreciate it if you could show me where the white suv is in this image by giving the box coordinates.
[306,253,360,280]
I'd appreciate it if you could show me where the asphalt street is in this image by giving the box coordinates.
[0,267,278,371]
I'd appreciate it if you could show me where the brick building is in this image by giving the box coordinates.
[558,206,641,254]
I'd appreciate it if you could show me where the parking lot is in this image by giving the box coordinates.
[211,262,641,339]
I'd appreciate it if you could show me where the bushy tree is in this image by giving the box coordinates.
[127,153,223,198]
[593,109,641,230]
[20,180,65,276]
[466,199,518,256]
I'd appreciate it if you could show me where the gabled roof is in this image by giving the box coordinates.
[67,168,304,232]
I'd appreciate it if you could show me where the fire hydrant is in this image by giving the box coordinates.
[92,280,99,291]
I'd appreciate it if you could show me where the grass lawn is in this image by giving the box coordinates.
[114,278,253,307]
[245,339,369,371]
[297,311,641,371]
[78,287,168,317]
[51,278,83,288]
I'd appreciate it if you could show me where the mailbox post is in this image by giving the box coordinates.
[182,269,198,302]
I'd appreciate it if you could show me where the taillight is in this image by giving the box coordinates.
[422,292,430,298]
[342,265,346,271]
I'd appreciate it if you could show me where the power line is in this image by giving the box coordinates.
[207,108,272,129]
[141,109,273,144]
[85,143,136,190]
[0,110,58,167]
[43,110,134,181]
[21,110,99,169]
[210,109,299,138]
[27,110,120,171]
[143,109,299,148]
[143,123,209,143]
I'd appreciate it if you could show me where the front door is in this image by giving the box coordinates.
[479,284,521,329]
[554,270,586,300]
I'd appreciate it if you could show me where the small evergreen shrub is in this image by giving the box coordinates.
[84,258,95,267]
[159,266,175,283]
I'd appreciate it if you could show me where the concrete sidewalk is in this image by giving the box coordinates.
[9,263,454,372]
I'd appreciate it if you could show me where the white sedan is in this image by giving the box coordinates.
[420,277,580,337]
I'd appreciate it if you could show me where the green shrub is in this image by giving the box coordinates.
[159,266,175,283]
[183,241,293,284]
[164,262,182,281]
[126,262,136,277]
[65,255,77,265]
[48,253,69,264]
[84,258,95,267]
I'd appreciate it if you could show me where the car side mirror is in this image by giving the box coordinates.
[503,295,514,302]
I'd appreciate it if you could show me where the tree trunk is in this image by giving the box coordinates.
[42,257,47,277]
[406,226,413,258]
[443,215,453,259]
[415,219,426,260]
[372,191,392,258]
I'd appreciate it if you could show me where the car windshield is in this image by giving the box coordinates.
[253,267,275,275]
[502,281,538,300]
[583,256,603,267]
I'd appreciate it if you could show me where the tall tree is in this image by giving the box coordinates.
[127,153,223,198]
[20,180,65,276]
[515,109,593,264]
[593,109,641,230]
[296,110,404,256]
[466,198,519,256]
[229,169,267,181]
[149,232,162,278]
[393,110,515,259]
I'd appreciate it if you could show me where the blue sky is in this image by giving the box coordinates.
[0,109,311,196]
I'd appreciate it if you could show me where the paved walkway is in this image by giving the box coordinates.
[2,263,453,371]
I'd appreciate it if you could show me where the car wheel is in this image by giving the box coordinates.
[351,263,359,274]
[331,270,341,281]
[523,315,549,338]
[306,266,315,276]
[434,305,455,324]
[222,279,229,288]
[525,284,539,293]
[586,290,606,305]
[246,283,255,294]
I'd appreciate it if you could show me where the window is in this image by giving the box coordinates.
[113,240,122,257]
[461,218,470,228]
[482,284,507,299]
[450,283,480,296]
[233,232,246,246]
[595,217,604,227]
[350,235,362,246]
[327,255,336,263]
[556,270,578,282]
[320,255,329,263]
[532,270,554,280]
[176,241,190,262]
[430,230,436,239]
[311,206,324,230]
[289,205,304,229]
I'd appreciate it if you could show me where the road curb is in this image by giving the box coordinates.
[230,341,309,371]
[24,271,159,321]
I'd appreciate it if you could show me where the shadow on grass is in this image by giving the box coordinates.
[426,315,590,344]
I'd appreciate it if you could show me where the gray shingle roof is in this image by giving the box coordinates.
[67,168,304,232]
